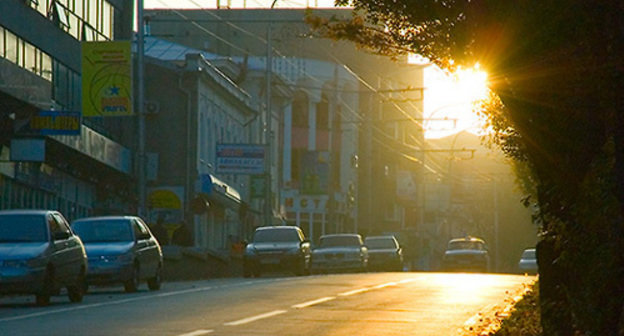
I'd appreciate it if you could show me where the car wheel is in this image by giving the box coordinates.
[147,265,162,291]
[36,267,54,306]
[124,264,140,293]
[67,269,85,303]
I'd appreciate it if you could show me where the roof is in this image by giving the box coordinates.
[320,233,361,238]
[256,226,300,231]
[72,216,139,222]
[448,236,486,243]
[0,209,57,216]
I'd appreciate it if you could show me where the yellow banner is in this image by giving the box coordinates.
[81,41,133,117]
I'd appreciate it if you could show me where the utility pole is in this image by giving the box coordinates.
[137,0,146,218]
[264,1,277,226]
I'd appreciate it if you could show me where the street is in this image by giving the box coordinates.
[0,272,535,336]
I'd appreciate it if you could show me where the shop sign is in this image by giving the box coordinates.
[216,144,265,175]
[284,194,328,213]
[29,111,81,135]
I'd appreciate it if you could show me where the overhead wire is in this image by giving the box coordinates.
[149,1,454,174]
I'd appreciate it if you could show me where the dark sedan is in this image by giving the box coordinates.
[71,216,163,292]
[0,209,87,305]
[364,235,404,271]
[243,226,311,277]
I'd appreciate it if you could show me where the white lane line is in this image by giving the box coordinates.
[0,278,291,323]
[291,296,335,309]
[176,329,214,336]
[373,281,397,289]
[398,278,416,284]
[224,310,287,326]
[338,287,371,297]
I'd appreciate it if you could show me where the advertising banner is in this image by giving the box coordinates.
[82,41,133,117]
[216,144,265,175]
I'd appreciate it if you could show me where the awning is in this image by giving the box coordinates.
[198,174,241,209]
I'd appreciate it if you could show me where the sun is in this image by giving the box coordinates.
[424,64,490,139]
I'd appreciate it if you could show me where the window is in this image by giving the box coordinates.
[5,29,18,64]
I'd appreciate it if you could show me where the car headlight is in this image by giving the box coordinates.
[245,245,257,256]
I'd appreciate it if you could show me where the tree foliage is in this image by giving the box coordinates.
[307,1,624,334]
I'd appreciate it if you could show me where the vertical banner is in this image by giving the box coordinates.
[82,41,133,117]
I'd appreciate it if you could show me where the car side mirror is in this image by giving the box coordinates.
[53,231,70,240]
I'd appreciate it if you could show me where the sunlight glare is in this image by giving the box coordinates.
[424,63,490,139]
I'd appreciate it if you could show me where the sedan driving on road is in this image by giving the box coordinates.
[243,226,311,277]
[518,248,538,274]
[71,216,163,293]
[441,236,490,272]
[0,209,87,306]
[311,233,368,273]
[365,235,403,271]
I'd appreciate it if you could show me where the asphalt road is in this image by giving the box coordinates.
[0,272,535,336]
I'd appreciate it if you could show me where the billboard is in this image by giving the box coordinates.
[216,144,265,175]
[81,41,133,117]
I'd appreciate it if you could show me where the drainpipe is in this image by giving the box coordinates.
[178,72,195,244]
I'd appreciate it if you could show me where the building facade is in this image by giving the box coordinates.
[0,0,136,220]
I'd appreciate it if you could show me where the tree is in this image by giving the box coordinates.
[306,1,624,334]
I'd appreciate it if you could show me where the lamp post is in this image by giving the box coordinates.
[264,0,278,226]
[137,0,146,218]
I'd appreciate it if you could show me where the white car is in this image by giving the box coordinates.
[518,248,538,274]
[311,234,368,273]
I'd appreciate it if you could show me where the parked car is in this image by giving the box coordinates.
[243,226,311,277]
[441,236,490,272]
[311,233,368,273]
[364,235,403,271]
[518,248,538,274]
[71,216,163,292]
[0,209,87,306]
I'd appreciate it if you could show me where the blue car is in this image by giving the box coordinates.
[71,216,163,293]
[0,209,87,306]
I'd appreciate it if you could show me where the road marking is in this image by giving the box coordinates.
[373,281,397,289]
[398,278,416,284]
[291,296,335,309]
[223,310,287,326]
[338,287,371,296]
[0,278,291,323]
[177,330,214,336]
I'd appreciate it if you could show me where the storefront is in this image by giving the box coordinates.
[194,174,242,252]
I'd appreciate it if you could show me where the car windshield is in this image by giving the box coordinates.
[522,249,536,259]
[253,229,299,243]
[320,235,361,247]
[365,237,397,249]
[448,240,484,250]
[72,219,134,243]
[0,214,47,242]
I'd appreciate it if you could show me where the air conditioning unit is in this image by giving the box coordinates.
[145,101,159,115]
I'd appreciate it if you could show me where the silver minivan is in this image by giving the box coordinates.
[0,209,87,305]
